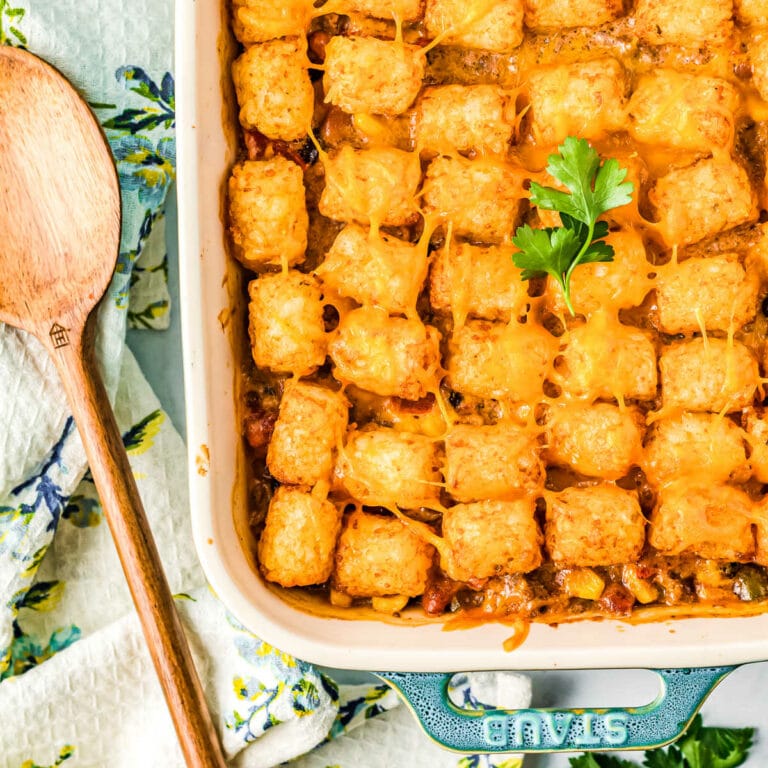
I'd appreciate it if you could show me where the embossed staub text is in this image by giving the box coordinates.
[482,711,630,749]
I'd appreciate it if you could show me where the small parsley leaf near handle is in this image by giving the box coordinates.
[512,136,634,315]
[567,715,755,768]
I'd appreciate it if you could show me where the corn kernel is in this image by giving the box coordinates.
[330,588,353,608]
[562,568,605,601]
[372,595,410,614]
[622,565,659,604]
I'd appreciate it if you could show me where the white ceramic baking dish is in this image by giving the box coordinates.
[175,0,768,753]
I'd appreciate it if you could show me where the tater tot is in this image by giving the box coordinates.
[329,307,440,400]
[258,487,342,587]
[650,158,757,248]
[546,485,646,567]
[429,241,529,325]
[546,229,652,316]
[315,224,427,315]
[650,483,755,561]
[752,36,768,101]
[444,424,544,502]
[744,410,768,483]
[334,510,435,597]
[422,156,527,243]
[654,254,758,335]
[526,58,627,146]
[627,71,739,152]
[754,500,768,566]
[416,85,513,155]
[643,412,749,487]
[335,427,441,509]
[660,338,759,412]
[442,499,543,580]
[557,316,658,401]
[228,158,307,269]
[737,0,768,26]
[323,36,425,116]
[447,319,556,401]
[546,403,645,480]
[746,222,768,280]
[232,38,314,141]
[320,145,421,227]
[267,382,349,486]
[334,0,423,20]
[248,271,326,374]
[425,0,525,52]
[524,0,624,28]
[635,0,733,44]
[231,0,313,44]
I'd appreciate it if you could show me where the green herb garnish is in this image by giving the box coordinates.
[512,136,634,316]
[568,715,754,768]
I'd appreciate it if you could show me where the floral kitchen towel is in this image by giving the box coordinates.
[0,3,529,767]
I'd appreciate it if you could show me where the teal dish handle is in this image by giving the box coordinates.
[374,666,735,753]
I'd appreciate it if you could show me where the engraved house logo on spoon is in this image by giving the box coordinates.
[49,322,69,348]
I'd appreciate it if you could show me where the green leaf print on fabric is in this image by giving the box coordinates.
[111,202,172,329]
[62,495,102,528]
[0,418,74,566]
[16,580,64,612]
[116,210,158,278]
[292,678,322,717]
[3,579,80,680]
[329,685,398,739]
[128,298,171,329]
[1,620,81,681]
[0,504,35,556]
[222,611,338,745]
[0,418,78,676]
[62,409,165,528]
[20,744,76,768]
[21,545,49,578]
[102,67,174,133]
[227,611,306,676]
[123,409,165,456]
[98,69,175,209]
[1,404,168,676]
[113,136,175,207]
[95,68,175,330]
[114,209,164,312]
[0,0,26,46]
[227,677,286,742]
[131,249,169,290]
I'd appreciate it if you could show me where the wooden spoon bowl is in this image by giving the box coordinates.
[0,48,118,336]
[0,47,226,768]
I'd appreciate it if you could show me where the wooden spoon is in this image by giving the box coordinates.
[0,47,227,768]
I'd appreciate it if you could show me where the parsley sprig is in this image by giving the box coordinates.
[512,136,634,316]
[569,716,754,768]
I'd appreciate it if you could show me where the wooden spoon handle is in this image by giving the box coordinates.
[47,317,228,768]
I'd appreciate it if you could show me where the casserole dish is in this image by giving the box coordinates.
[176,0,768,753]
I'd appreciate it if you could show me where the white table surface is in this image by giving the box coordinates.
[134,188,768,765]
